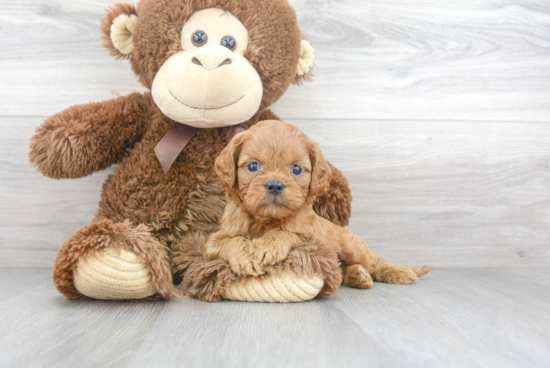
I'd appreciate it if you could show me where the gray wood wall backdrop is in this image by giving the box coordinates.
[0,0,549,268]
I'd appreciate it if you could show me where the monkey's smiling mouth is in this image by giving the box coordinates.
[169,90,245,110]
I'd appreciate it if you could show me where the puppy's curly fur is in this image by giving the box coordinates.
[193,120,432,299]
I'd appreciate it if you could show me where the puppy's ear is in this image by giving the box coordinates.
[215,132,246,189]
[309,140,333,198]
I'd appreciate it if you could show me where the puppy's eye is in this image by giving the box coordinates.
[246,161,260,173]
[291,164,303,176]
[221,36,236,51]
[192,31,208,47]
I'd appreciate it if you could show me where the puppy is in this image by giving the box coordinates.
[204,120,432,288]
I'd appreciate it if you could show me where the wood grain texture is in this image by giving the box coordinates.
[0,267,549,367]
[281,0,550,121]
[0,0,549,121]
[2,117,549,267]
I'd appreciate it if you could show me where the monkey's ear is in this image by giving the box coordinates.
[293,36,315,85]
[100,4,138,59]
[308,140,333,198]
[215,132,247,190]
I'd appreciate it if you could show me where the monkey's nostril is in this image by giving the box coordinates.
[192,56,203,66]
[218,58,233,68]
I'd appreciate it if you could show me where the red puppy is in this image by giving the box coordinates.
[204,120,432,288]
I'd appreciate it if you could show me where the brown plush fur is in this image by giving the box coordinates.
[200,121,433,295]
[29,0,352,300]
[29,93,154,179]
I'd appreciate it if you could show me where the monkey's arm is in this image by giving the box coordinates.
[313,163,353,227]
[29,92,154,179]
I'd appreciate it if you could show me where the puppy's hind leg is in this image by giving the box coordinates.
[342,264,373,289]
[332,223,433,285]
[371,259,433,285]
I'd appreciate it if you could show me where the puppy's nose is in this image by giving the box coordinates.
[265,180,285,196]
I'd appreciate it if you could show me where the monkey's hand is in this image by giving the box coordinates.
[29,92,153,179]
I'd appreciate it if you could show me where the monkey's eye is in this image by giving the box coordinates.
[291,164,303,176]
[246,161,260,173]
[192,31,208,47]
[221,36,236,51]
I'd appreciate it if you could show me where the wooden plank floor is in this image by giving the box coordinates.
[0,267,549,368]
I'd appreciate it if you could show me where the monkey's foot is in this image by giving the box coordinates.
[53,219,179,300]
[73,247,156,300]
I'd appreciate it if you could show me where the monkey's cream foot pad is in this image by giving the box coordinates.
[73,247,156,300]
[222,271,324,302]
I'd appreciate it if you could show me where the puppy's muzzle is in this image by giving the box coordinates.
[265,180,285,196]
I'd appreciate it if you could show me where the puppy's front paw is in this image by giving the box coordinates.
[249,231,303,266]
[227,250,265,276]
[249,241,287,267]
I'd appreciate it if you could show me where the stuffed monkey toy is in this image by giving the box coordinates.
[29,0,354,301]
